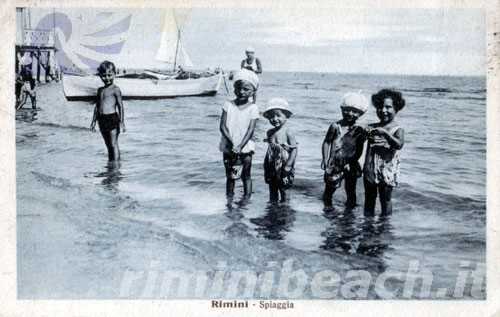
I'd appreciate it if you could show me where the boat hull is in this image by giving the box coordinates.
[62,73,223,100]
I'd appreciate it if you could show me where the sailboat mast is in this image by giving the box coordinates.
[52,8,56,40]
[173,28,180,72]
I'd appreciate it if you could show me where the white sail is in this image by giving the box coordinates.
[179,42,193,67]
[155,9,194,68]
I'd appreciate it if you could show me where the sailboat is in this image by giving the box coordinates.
[62,9,223,100]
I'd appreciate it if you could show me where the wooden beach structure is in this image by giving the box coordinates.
[16,8,59,82]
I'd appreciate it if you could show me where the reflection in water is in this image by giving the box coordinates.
[321,208,360,254]
[95,161,123,192]
[321,209,394,260]
[83,162,124,260]
[357,216,394,258]
[16,109,38,123]
[250,203,296,240]
[223,197,252,238]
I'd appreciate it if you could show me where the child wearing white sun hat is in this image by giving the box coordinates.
[263,98,298,202]
[321,92,368,209]
[219,69,260,199]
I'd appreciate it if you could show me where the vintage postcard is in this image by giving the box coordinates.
[1,0,498,316]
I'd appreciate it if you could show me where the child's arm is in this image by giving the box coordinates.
[219,110,233,149]
[284,129,298,172]
[321,124,336,170]
[255,58,263,74]
[354,127,367,161]
[373,127,404,150]
[264,129,273,143]
[233,119,257,153]
[90,105,98,132]
[263,129,273,183]
[91,88,101,131]
[115,87,125,132]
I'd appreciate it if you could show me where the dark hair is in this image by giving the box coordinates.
[371,89,405,112]
[97,60,116,75]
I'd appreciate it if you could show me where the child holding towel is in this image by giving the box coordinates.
[263,98,298,202]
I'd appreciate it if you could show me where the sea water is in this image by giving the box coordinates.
[16,72,486,299]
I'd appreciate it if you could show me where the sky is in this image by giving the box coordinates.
[27,7,486,76]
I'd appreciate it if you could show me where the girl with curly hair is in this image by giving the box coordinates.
[363,89,406,217]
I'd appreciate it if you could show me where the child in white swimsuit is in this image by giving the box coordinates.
[219,69,260,199]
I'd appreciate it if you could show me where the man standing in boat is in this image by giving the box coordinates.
[241,47,262,74]
[241,47,262,102]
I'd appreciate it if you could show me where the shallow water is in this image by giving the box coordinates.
[16,72,486,299]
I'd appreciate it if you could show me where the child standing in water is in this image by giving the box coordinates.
[263,98,298,202]
[90,61,125,162]
[321,92,368,209]
[219,69,259,199]
[363,89,405,217]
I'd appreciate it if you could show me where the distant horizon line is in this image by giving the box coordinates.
[253,69,485,78]
[69,65,485,78]
[118,67,486,78]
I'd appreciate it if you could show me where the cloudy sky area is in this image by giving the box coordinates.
[183,8,485,76]
[30,7,486,76]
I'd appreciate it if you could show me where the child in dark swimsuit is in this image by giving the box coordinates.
[262,98,298,202]
[90,61,125,162]
[321,92,368,209]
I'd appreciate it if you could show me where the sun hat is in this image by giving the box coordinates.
[263,98,293,118]
[340,92,369,114]
[245,46,255,53]
[233,69,259,89]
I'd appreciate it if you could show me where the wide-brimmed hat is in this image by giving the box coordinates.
[340,92,369,114]
[245,46,255,53]
[263,98,293,118]
[233,69,259,89]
